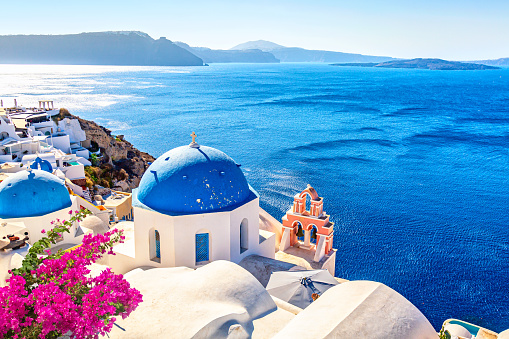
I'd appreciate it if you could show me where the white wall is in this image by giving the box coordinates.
[173,211,231,268]
[58,119,86,143]
[74,149,90,159]
[133,207,176,268]
[0,117,21,140]
[229,198,268,263]
[62,163,85,180]
[128,195,275,272]
[51,135,71,153]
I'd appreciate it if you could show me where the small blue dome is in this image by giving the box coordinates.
[30,157,53,173]
[0,170,72,218]
[137,145,250,215]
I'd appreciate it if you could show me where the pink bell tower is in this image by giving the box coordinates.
[280,185,335,262]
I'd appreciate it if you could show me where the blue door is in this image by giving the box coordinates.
[196,233,209,262]
[155,230,161,259]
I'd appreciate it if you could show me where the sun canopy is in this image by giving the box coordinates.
[0,221,27,238]
[266,269,339,309]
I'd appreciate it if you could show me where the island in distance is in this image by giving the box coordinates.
[332,58,500,70]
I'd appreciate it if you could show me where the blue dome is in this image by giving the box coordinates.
[30,157,53,173]
[0,170,72,218]
[137,145,251,215]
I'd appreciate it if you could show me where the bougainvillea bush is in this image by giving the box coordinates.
[0,209,142,339]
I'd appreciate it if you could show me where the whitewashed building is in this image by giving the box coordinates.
[111,135,275,272]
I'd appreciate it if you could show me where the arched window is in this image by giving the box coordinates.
[305,194,312,213]
[155,230,161,259]
[196,232,210,264]
[240,218,249,254]
[310,226,318,244]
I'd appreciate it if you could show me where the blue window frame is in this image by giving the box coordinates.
[155,230,160,259]
[196,233,209,263]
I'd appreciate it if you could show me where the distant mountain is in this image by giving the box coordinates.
[230,40,394,63]
[471,58,509,66]
[0,32,203,66]
[230,40,285,51]
[174,42,279,63]
[332,58,500,70]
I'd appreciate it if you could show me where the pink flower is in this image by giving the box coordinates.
[41,229,45,234]
[68,210,73,215]
[0,213,141,339]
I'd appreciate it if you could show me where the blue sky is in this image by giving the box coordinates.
[1,0,508,60]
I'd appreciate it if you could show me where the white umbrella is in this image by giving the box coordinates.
[0,222,28,250]
[266,269,339,309]
[0,221,27,238]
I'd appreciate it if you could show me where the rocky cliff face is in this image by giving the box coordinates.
[78,117,154,191]
[56,109,154,192]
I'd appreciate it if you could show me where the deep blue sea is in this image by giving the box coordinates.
[2,63,508,331]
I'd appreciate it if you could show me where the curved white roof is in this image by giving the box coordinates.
[80,215,108,235]
[273,280,437,339]
[499,329,509,339]
[106,260,277,338]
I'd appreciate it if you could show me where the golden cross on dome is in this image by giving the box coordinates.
[189,131,200,148]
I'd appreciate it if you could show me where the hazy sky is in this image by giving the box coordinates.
[2,0,508,60]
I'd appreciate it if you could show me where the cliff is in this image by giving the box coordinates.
[54,109,154,192]
[230,40,394,63]
[0,31,203,66]
[332,58,500,70]
[174,42,279,63]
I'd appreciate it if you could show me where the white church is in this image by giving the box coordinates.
[108,133,275,272]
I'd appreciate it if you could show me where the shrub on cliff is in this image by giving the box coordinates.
[51,108,72,124]
[85,164,130,190]
[0,209,142,338]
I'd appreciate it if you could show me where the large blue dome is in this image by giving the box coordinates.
[136,145,251,215]
[0,170,72,218]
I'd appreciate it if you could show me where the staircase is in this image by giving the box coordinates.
[83,188,93,203]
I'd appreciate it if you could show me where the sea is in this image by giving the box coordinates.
[1,63,508,331]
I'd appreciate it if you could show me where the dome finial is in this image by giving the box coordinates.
[189,131,200,148]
